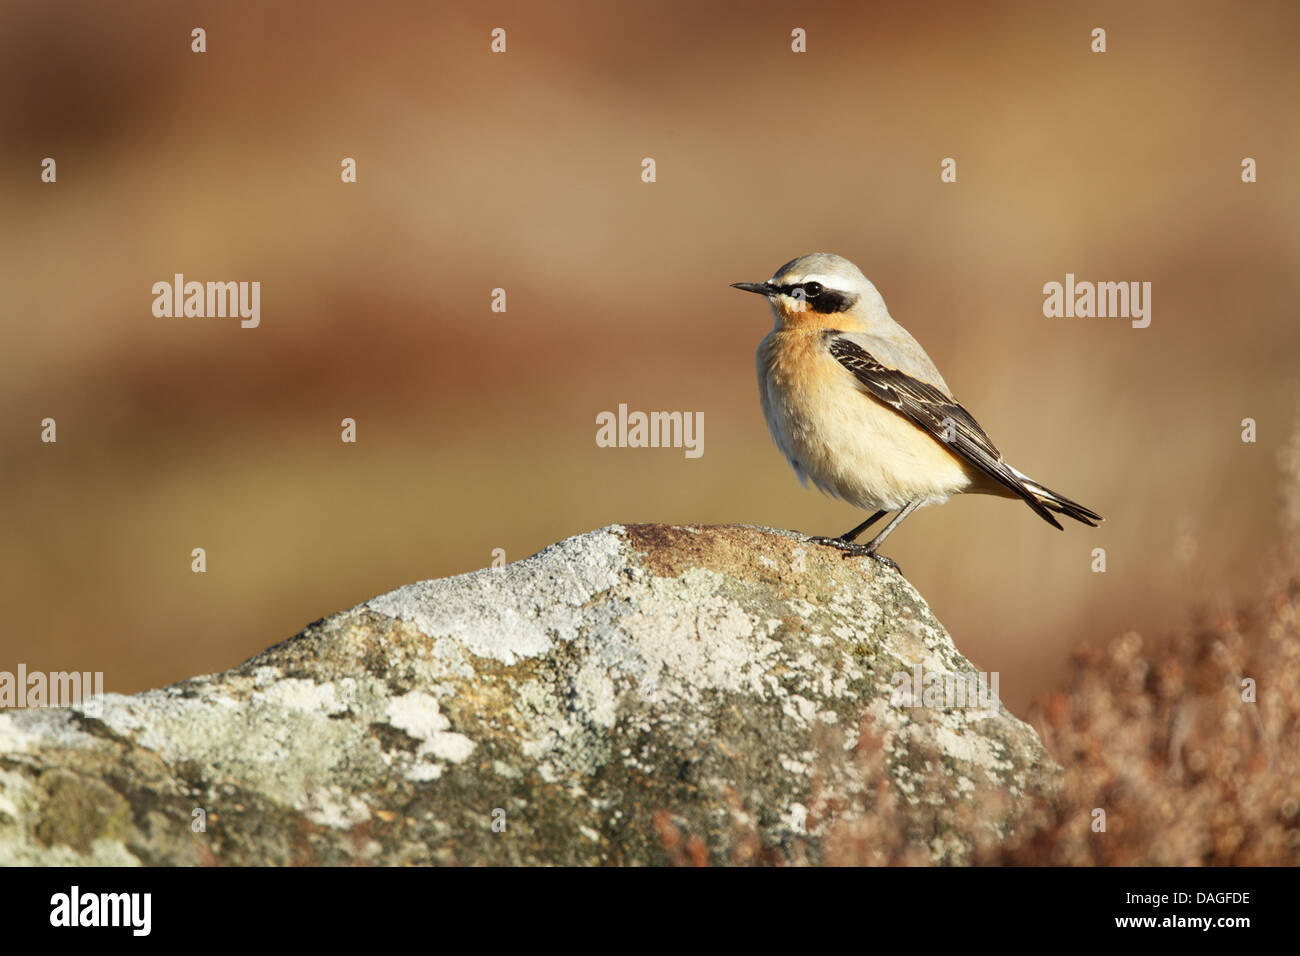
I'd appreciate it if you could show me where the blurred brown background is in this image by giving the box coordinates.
[1,0,1297,713]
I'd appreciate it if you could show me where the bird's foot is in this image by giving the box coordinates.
[869,553,901,573]
[809,534,866,554]
[808,536,901,572]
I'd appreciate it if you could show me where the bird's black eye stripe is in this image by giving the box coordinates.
[776,282,857,314]
[776,282,821,298]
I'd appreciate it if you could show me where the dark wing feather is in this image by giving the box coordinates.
[825,333,1064,529]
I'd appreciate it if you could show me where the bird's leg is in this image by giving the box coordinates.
[811,500,923,571]
[809,510,884,551]
[836,510,887,542]
[856,499,923,566]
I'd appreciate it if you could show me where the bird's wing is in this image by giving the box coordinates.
[825,332,1064,529]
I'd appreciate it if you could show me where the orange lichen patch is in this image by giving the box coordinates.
[618,523,886,587]
[620,524,787,580]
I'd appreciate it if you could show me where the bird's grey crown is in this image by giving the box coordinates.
[770,252,870,292]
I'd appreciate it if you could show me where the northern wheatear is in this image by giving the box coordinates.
[733,253,1101,568]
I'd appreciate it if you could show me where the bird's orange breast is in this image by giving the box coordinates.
[757,327,980,511]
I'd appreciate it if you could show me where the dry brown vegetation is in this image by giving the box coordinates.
[664,565,1300,866]
[967,420,1300,865]
[672,422,1300,866]
[965,425,1300,865]
[975,578,1300,865]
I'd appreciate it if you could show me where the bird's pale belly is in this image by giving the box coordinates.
[760,338,975,512]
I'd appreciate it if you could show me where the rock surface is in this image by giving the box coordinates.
[0,524,1061,865]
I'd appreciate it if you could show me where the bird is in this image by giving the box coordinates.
[732,253,1101,570]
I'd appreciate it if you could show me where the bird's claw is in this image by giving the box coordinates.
[808,536,901,572]
[869,553,901,573]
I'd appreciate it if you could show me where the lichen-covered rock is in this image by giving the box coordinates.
[0,524,1061,865]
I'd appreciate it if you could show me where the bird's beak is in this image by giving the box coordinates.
[731,281,775,296]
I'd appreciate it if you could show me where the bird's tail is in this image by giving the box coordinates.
[1010,467,1103,528]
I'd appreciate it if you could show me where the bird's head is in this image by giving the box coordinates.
[731,253,886,332]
